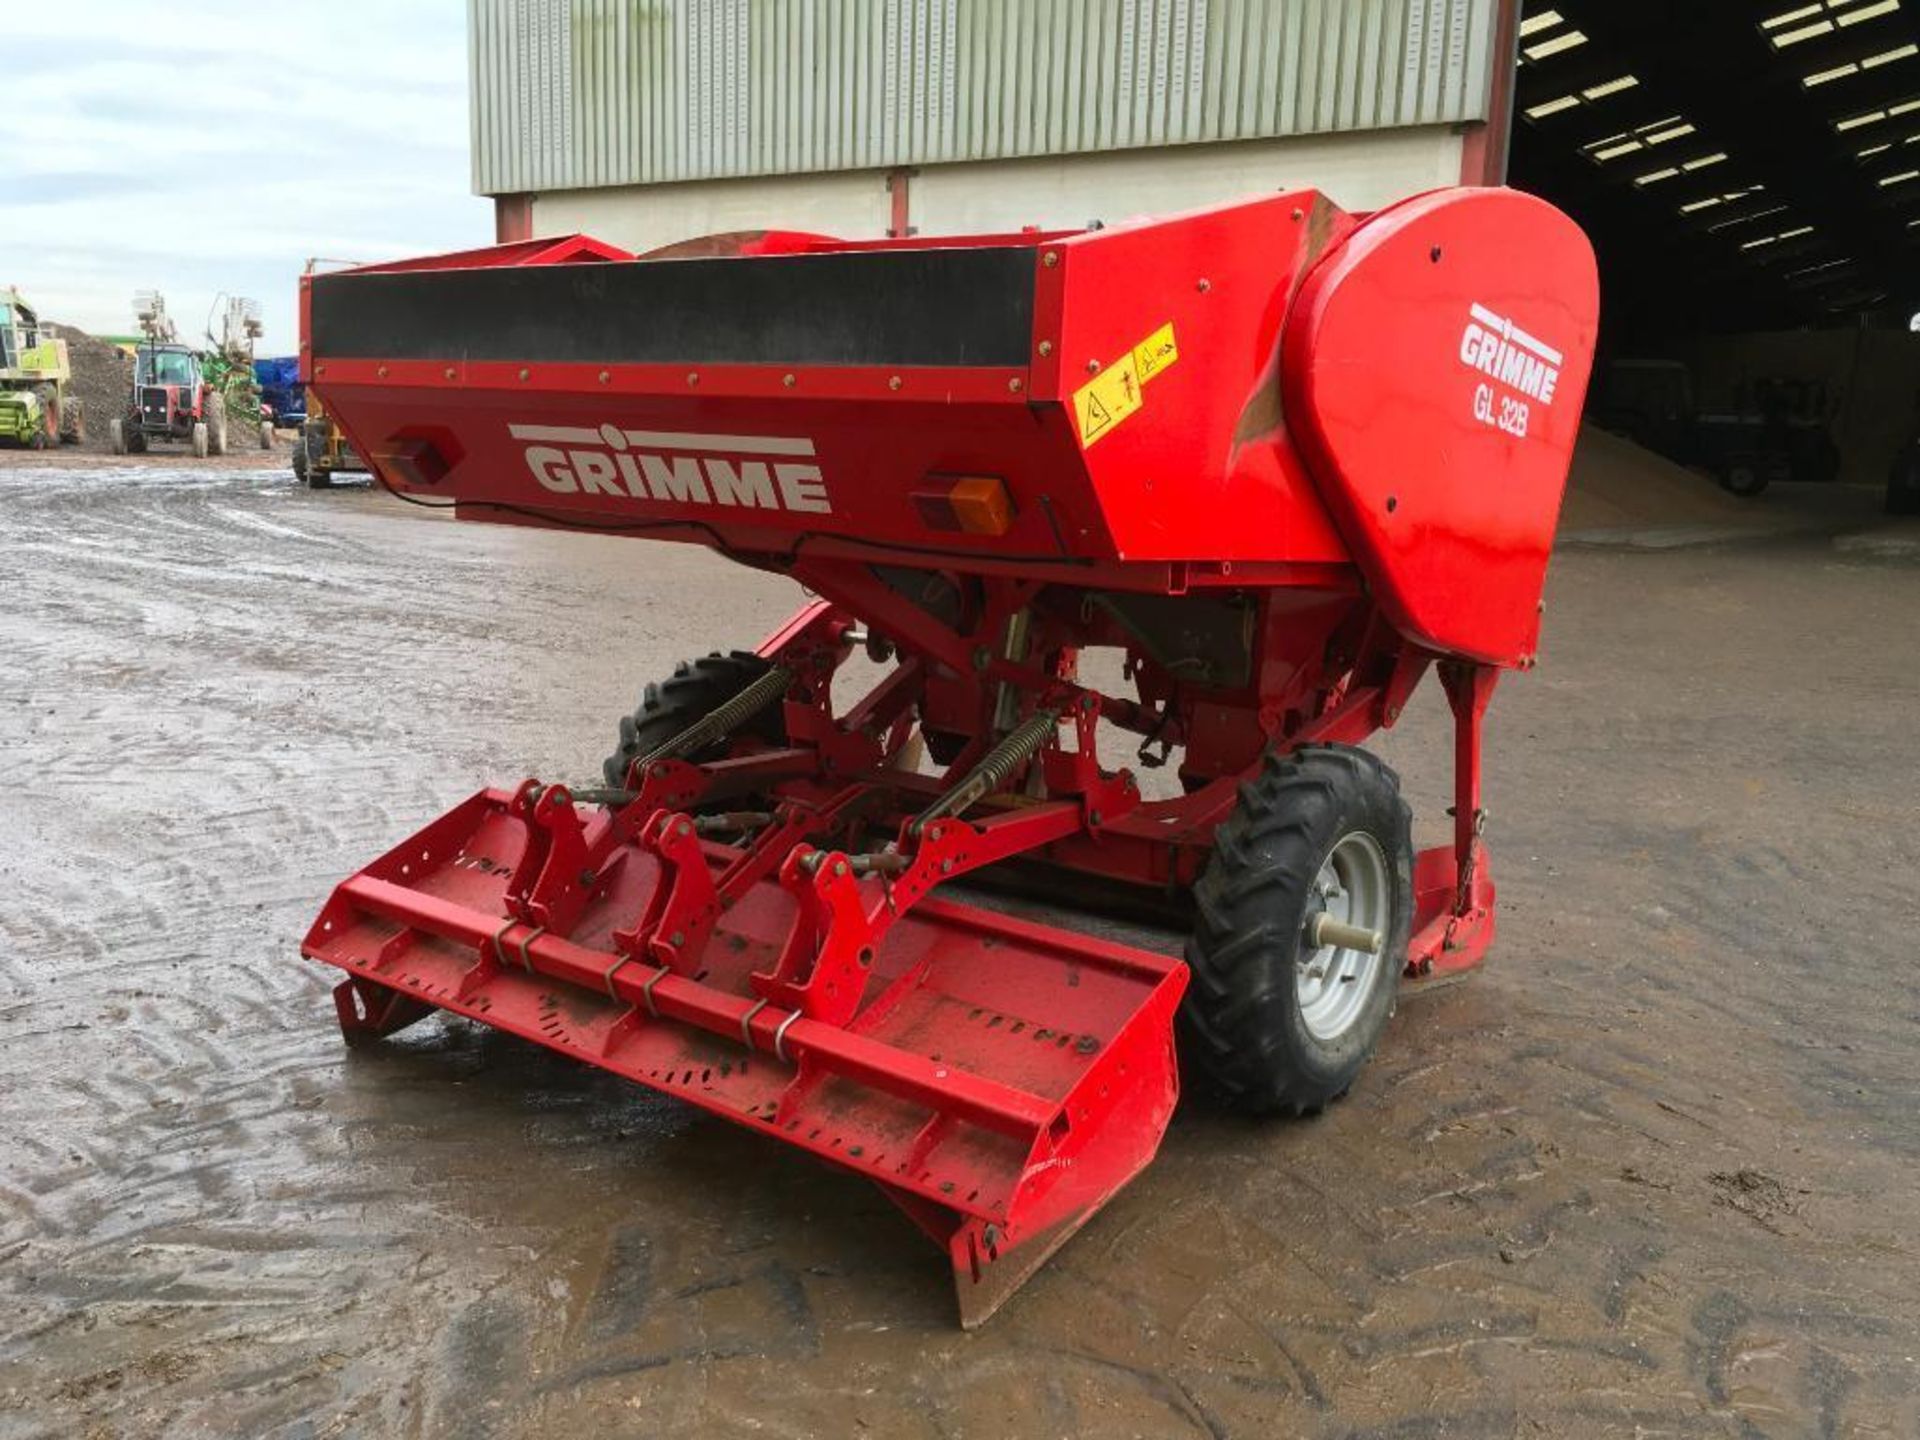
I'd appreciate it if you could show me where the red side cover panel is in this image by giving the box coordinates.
[1281,188,1600,665]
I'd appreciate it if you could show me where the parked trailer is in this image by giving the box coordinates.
[300,188,1598,1324]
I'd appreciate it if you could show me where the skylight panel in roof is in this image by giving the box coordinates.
[1740,224,1813,249]
[1768,0,1905,48]
[1523,74,1642,123]
[1678,186,1766,215]
[1580,117,1698,164]
[1707,203,1789,232]
[1775,19,1837,44]
[1862,42,1919,67]
[1764,2,1829,26]
[1525,30,1588,60]
[1840,0,1903,24]
[1519,9,1564,37]
[1584,75,1640,99]
[1785,257,1854,276]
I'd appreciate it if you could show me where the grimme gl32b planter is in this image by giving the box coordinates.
[300,185,1598,1325]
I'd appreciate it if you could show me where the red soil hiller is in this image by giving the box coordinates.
[301,186,1598,1324]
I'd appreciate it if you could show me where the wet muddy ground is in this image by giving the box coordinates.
[1,453,1916,1439]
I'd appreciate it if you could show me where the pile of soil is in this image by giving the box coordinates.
[44,323,132,453]
[1560,425,1750,532]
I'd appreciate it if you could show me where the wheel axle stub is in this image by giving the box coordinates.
[1306,912,1384,955]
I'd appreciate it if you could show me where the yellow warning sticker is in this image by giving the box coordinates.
[1133,323,1180,384]
[1072,322,1178,448]
[1074,353,1143,447]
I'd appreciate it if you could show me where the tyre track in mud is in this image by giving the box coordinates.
[1,460,1917,1438]
[0,461,797,1438]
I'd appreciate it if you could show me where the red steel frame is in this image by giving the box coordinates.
[302,186,1597,1324]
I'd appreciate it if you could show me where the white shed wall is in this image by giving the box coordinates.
[529,125,1466,252]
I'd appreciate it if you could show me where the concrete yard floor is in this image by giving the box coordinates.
[1,456,1917,1439]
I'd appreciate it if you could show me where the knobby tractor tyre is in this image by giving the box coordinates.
[206,392,229,456]
[298,425,334,487]
[602,652,788,788]
[34,384,65,446]
[1179,743,1413,1116]
[191,422,210,459]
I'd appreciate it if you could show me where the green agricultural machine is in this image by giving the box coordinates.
[0,288,83,448]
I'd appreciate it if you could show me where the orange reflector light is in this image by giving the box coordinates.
[912,475,1014,536]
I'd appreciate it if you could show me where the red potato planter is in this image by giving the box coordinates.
[300,187,1599,1325]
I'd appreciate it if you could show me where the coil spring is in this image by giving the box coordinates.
[914,705,1063,832]
[639,664,794,768]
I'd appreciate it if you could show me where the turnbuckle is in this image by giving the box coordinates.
[797,850,909,879]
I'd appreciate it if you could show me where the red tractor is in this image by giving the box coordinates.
[300,186,1599,1324]
[108,341,230,457]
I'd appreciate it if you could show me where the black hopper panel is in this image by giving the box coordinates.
[310,247,1039,369]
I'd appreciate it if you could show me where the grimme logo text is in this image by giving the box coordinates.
[1457,303,1562,406]
[509,423,832,514]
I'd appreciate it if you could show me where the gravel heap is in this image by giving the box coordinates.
[1560,424,1749,532]
[44,323,132,453]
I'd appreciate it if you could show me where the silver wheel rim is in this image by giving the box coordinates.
[1296,830,1390,1043]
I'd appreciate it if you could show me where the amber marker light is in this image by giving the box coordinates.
[913,474,1015,535]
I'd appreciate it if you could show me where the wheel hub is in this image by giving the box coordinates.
[1296,831,1390,1043]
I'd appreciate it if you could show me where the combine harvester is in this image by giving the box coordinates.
[302,187,1597,1324]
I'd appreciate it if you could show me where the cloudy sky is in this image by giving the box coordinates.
[2,3,488,354]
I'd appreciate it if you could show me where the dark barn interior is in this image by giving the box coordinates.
[1509,0,1920,501]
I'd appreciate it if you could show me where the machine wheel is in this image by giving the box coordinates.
[129,427,148,455]
[1719,459,1769,497]
[191,422,210,459]
[34,384,61,446]
[206,393,228,456]
[298,425,335,487]
[258,416,273,450]
[602,652,787,788]
[1179,744,1412,1116]
[59,396,84,445]
[109,416,127,455]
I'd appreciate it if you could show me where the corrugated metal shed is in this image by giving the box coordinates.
[471,0,1500,195]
